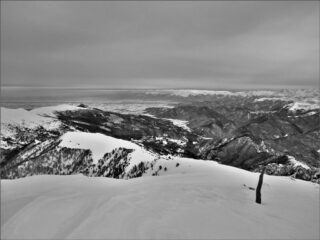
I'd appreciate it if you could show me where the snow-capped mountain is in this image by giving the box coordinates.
[1,92,320,182]
[1,90,319,240]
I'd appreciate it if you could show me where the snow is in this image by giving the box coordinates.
[145,89,281,97]
[90,102,175,115]
[164,118,191,132]
[240,90,276,96]
[30,104,84,117]
[254,97,284,102]
[0,140,14,150]
[286,102,319,112]
[0,104,84,138]
[155,137,187,146]
[258,140,272,153]
[167,138,187,146]
[1,159,319,239]
[58,131,157,167]
[303,111,318,116]
[287,155,311,170]
[0,107,61,138]
[142,115,191,132]
[19,140,54,160]
[1,104,82,127]
[146,89,241,97]
[1,108,58,129]
[144,90,320,116]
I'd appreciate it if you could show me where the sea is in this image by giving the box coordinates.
[0,87,179,114]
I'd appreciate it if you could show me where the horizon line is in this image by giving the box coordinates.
[1,86,317,91]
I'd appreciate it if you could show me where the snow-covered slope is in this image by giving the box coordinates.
[0,107,60,137]
[30,104,83,117]
[163,118,191,132]
[59,131,157,169]
[1,160,319,239]
[0,104,82,138]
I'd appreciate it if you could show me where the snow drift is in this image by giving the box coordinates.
[1,159,319,239]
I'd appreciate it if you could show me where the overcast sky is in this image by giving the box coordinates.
[1,1,319,89]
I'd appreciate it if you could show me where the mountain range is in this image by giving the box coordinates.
[1,90,319,183]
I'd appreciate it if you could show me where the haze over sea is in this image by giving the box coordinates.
[1,87,179,113]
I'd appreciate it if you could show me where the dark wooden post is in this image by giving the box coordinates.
[256,167,265,204]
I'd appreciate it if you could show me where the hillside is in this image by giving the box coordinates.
[1,90,320,239]
[1,160,319,239]
[1,97,319,182]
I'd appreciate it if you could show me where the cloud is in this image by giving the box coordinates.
[1,1,318,89]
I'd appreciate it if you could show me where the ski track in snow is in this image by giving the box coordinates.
[1,160,319,239]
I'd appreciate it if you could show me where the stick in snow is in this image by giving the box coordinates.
[256,167,265,204]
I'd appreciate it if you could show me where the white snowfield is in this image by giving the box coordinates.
[30,104,84,117]
[1,159,319,240]
[0,105,83,138]
[0,107,60,137]
[163,118,191,132]
[59,131,157,170]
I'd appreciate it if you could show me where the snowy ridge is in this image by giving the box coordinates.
[1,104,83,136]
[1,100,319,239]
[1,107,58,129]
[59,131,158,171]
[30,104,84,117]
[0,107,61,138]
[1,161,319,239]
